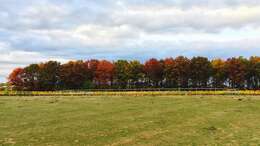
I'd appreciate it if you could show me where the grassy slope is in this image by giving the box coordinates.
[1,95,260,146]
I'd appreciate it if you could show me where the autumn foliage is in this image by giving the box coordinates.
[144,58,164,87]
[8,68,24,90]
[94,60,115,87]
[7,56,260,90]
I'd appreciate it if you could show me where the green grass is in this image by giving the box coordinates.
[1,95,260,145]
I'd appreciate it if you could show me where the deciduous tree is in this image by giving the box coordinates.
[173,56,191,88]
[163,58,177,87]
[59,61,89,89]
[85,59,99,81]
[8,68,25,90]
[94,60,115,87]
[225,57,247,88]
[38,61,61,91]
[144,58,164,87]
[114,60,130,88]
[190,57,212,88]
[246,56,260,89]
[23,64,40,90]
[128,60,144,88]
[211,59,227,88]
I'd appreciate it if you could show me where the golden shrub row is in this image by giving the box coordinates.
[0,90,260,96]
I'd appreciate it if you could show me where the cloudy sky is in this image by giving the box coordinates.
[1,0,260,82]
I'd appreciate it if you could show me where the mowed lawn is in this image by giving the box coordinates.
[1,95,260,146]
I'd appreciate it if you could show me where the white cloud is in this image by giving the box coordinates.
[112,5,260,32]
[0,42,67,82]
[121,0,260,8]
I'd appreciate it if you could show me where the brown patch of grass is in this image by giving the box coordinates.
[108,138,135,146]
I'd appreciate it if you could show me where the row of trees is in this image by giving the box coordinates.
[8,56,260,91]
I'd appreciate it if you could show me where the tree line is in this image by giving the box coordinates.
[8,56,260,91]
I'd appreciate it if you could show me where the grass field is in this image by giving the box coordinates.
[1,95,260,145]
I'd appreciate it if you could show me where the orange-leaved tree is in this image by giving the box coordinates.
[144,58,164,87]
[8,68,25,90]
[94,60,115,88]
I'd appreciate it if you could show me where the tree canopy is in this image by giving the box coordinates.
[8,56,260,90]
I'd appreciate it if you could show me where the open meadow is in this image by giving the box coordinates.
[1,95,260,145]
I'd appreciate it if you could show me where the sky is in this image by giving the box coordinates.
[0,0,260,82]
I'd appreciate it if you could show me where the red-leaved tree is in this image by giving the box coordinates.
[144,58,164,87]
[94,60,115,88]
[8,68,25,90]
